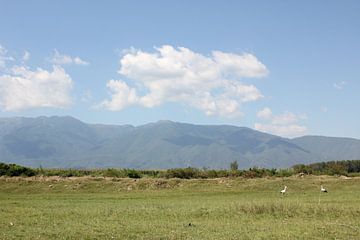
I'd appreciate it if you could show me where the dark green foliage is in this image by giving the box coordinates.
[162,167,202,179]
[0,163,6,176]
[292,160,360,176]
[102,168,127,178]
[125,169,141,178]
[0,162,35,176]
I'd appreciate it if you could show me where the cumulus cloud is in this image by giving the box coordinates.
[50,49,89,66]
[255,107,307,138]
[100,45,268,116]
[100,80,139,110]
[0,65,73,111]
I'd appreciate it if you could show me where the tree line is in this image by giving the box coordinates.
[1,159,360,178]
[292,160,360,176]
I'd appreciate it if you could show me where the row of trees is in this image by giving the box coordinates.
[0,162,291,178]
[292,160,360,176]
[1,160,360,178]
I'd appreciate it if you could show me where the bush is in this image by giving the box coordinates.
[162,167,201,179]
[103,168,126,178]
[0,163,9,176]
[0,163,35,177]
[125,169,141,178]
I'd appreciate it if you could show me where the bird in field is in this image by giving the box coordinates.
[280,186,287,194]
[320,185,327,193]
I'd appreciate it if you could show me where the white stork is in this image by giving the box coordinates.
[320,185,327,193]
[280,186,287,194]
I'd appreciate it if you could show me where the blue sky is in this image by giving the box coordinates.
[0,0,359,138]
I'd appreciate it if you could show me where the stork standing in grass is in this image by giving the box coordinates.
[280,186,287,195]
[318,185,328,204]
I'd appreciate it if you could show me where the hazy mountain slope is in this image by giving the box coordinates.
[291,136,360,161]
[86,121,313,169]
[0,116,97,167]
[0,117,131,167]
[0,116,359,169]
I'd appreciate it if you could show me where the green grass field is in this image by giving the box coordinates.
[1,176,360,239]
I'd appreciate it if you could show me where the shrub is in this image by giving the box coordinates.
[163,167,201,179]
[125,169,141,178]
[103,168,125,178]
[0,163,35,177]
[0,162,9,176]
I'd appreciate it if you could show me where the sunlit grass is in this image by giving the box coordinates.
[1,176,360,239]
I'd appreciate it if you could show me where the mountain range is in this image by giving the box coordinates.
[1,116,360,169]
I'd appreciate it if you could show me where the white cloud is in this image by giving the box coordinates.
[0,65,73,111]
[257,107,272,120]
[50,49,89,66]
[254,123,307,138]
[73,57,88,65]
[333,81,347,90]
[255,107,307,138]
[22,51,30,62]
[213,51,268,78]
[101,45,268,116]
[271,112,300,125]
[0,45,14,69]
[100,80,138,110]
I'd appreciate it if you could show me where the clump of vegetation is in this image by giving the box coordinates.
[293,160,360,176]
[0,162,36,177]
[39,168,92,177]
[161,167,203,179]
[125,169,142,178]
[40,168,143,179]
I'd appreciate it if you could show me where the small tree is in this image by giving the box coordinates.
[230,160,239,171]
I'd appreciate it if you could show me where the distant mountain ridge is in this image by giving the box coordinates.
[1,116,360,169]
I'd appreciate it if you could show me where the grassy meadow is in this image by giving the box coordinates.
[1,175,360,239]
